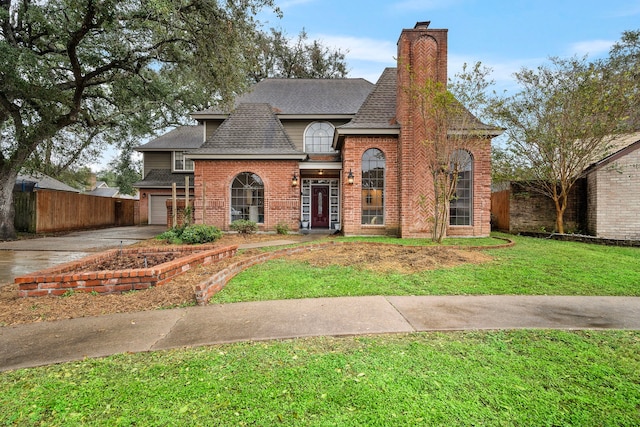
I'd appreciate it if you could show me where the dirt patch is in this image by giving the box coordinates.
[287,243,490,274]
[78,252,179,272]
[0,235,492,327]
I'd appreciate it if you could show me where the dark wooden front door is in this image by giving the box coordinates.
[311,186,329,228]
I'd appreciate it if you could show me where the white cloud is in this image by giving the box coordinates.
[568,40,613,58]
[312,34,397,64]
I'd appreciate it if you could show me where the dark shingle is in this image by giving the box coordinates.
[134,169,194,188]
[340,68,399,129]
[136,126,203,151]
[194,79,374,116]
[190,103,305,157]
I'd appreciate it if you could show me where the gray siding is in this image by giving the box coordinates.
[143,152,172,176]
[204,120,224,140]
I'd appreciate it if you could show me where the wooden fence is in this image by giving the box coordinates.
[490,190,510,232]
[14,189,138,233]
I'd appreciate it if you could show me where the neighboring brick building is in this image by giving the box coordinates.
[491,131,640,239]
[135,22,501,237]
[584,132,640,239]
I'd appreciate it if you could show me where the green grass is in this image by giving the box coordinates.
[212,234,640,303]
[1,330,639,426]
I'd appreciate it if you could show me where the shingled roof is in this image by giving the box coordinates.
[338,68,399,131]
[134,169,194,188]
[136,125,203,151]
[192,78,375,117]
[189,103,307,160]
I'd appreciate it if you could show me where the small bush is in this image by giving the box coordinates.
[156,224,222,244]
[230,219,258,235]
[275,222,289,235]
[180,224,223,244]
[156,228,183,244]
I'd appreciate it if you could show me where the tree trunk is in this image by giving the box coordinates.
[553,195,567,234]
[0,168,19,241]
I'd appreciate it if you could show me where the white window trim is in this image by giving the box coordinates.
[173,151,194,172]
[303,121,337,154]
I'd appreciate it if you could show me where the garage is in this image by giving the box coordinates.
[149,195,169,225]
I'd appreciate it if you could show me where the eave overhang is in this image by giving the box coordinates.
[187,153,308,161]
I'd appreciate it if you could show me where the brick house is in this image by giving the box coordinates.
[135,22,501,237]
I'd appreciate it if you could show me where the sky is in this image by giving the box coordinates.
[95,0,640,170]
[257,0,640,91]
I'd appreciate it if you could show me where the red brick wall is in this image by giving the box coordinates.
[341,136,399,235]
[397,26,449,238]
[194,160,300,231]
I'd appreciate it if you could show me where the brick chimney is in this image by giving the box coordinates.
[396,22,448,237]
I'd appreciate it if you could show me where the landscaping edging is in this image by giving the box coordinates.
[518,232,640,247]
[15,245,238,298]
[194,237,515,305]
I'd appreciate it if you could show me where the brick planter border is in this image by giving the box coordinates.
[15,245,238,298]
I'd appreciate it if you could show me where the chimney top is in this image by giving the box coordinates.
[414,21,430,29]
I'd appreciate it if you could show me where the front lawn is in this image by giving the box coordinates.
[1,330,639,426]
[211,234,640,303]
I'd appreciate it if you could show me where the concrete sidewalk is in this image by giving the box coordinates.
[2,295,640,372]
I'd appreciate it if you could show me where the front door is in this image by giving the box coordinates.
[311,186,329,228]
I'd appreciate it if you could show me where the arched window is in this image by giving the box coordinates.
[361,148,385,225]
[449,150,473,226]
[304,122,335,153]
[231,172,264,223]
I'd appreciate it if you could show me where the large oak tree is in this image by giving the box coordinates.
[0,0,278,240]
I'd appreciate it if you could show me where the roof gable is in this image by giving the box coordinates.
[586,131,640,173]
[189,103,306,159]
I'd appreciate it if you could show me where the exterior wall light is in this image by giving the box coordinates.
[292,173,298,187]
[347,169,354,185]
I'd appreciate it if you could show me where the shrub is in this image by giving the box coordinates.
[275,222,289,235]
[156,224,222,244]
[156,228,183,244]
[230,219,258,235]
[180,224,223,244]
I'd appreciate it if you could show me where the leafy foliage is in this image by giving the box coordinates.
[230,219,258,235]
[180,224,222,244]
[249,28,348,82]
[156,224,222,245]
[490,55,633,233]
[0,0,277,239]
[275,221,289,235]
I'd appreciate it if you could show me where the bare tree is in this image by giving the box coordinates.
[405,63,499,242]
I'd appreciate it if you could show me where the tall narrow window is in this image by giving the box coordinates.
[449,150,473,226]
[231,172,264,223]
[304,122,335,153]
[361,148,385,225]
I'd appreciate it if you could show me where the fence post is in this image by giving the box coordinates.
[172,183,177,228]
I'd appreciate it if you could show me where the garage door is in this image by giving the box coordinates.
[149,195,168,225]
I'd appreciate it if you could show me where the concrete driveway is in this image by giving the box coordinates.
[0,225,166,283]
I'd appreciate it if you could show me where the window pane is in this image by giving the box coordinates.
[305,122,336,153]
[362,148,385,225]
[449,150,473,226]
[231,172,264,223]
